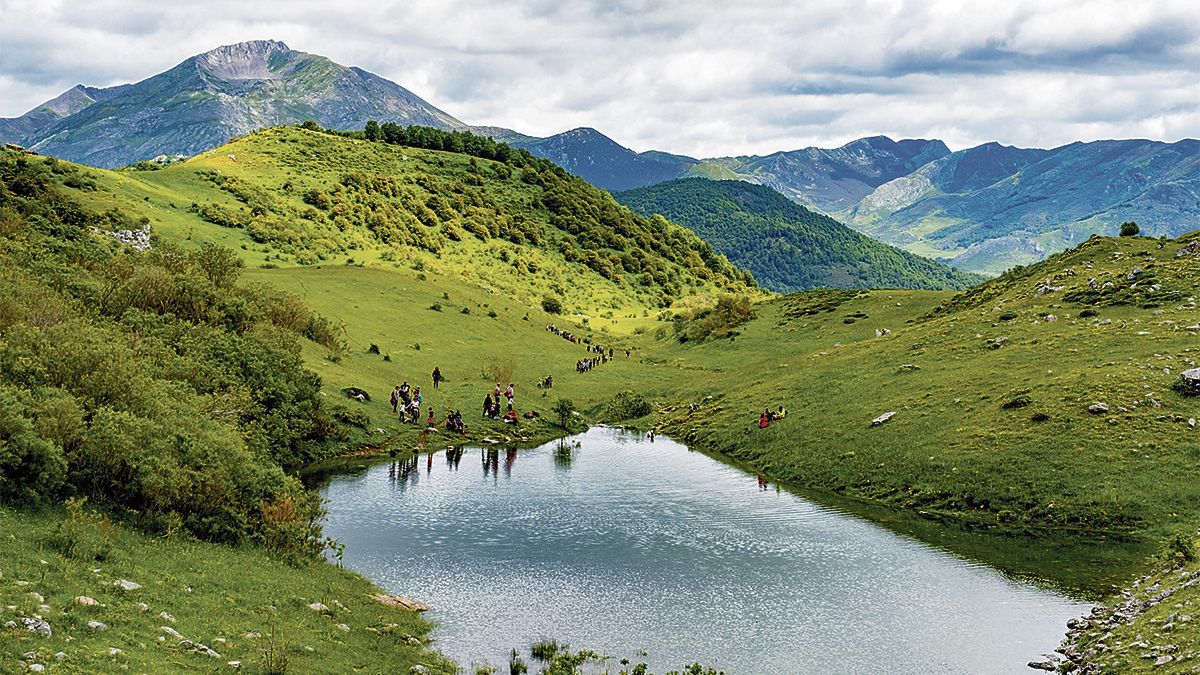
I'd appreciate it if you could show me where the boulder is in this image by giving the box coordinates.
[87,620,108,631]
[371,594,432,612]
[1088,403,1110,414]
[307,602,330,613]
[1027,661,1056,671]
[1175,368,1200,396]
[114,579,142,591]
[74,596,98,606]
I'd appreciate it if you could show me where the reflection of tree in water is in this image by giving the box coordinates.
[554,439,579,470]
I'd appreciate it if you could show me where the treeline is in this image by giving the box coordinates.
[0,149,360,558]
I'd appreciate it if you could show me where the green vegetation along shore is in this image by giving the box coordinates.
[4,124,1200,672]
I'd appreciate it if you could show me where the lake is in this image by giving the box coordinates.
[318,426,1090,674]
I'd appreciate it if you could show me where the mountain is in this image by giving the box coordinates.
[848,139,1200,274]
[0,40,466,168]
[688,136,951,212]
[478,126,696,192]
[616,178,980,292]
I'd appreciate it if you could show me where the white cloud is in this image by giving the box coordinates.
[0,0,1196,156]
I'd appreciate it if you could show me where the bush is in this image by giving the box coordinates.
[541,296,563,314]
[0,387,67,503]
[606,392,653,420]
[1119,221,1140,237]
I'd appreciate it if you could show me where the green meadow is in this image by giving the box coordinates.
[5,125,1200,671]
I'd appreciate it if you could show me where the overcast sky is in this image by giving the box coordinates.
[1,0,1197,157]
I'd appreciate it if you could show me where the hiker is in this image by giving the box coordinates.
[432,367,442,389]
[544,375,552,389]
[492,383,502,400]
[390,386,401,413]
[427,407,436,428]
[505,383,515,406]
[483,393,493,419]
[413,386,423,411]
[759,409,771,429]
[399,381,411,403]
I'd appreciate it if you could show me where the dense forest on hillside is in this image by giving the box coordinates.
[0,149,359,556]
[617,178,981,292]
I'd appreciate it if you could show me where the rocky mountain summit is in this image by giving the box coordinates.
[0,40,465,167]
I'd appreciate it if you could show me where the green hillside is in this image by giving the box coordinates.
[617,178,982,292]
[5,126,1200,673]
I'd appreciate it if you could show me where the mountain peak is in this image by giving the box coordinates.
[193,40,293,80]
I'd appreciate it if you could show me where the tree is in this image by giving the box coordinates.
[300,120,321,132]
[552,398,576,430]
[364,120,381,142]
[1120,221,1140,237]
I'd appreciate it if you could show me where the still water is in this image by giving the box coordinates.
[318,427,1090,674]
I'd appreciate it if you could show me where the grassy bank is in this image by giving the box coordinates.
[0,506,453,674]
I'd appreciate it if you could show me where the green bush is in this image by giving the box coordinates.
[542,296,563,314]
[1120,221,1140,237]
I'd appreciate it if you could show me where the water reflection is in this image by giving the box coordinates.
[322,427,1091,675]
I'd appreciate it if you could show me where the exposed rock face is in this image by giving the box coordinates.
[1176,368,1200,396]
[1,40,466,168]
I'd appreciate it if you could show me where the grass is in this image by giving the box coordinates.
[0,505,454,674]
[15,128,1200,669]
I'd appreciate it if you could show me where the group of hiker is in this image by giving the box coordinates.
[758,406,788,428]
[483,383,522,424]
[389,381,423,423]
[546,323,580,344]
[577,344,615,374]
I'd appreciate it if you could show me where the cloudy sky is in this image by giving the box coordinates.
[1,0,1197,157]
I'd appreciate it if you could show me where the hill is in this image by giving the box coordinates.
[616,178,980,292]
[848,139,1200,274]
[0,40,466,168]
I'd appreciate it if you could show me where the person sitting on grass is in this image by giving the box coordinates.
[769,405,787,421]
[759,409,771,429]
[504,408,519,424]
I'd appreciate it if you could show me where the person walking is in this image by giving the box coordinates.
[432,367,442,389]
[390,386,401,413]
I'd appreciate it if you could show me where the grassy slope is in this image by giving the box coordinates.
[0,507,454,674]
[19,129,1200,668]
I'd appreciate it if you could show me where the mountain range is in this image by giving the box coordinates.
[3,39,1196,275]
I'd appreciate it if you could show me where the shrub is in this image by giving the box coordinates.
[1119,221,1140,237]
[541,296,563,314]
[606,392,652,420]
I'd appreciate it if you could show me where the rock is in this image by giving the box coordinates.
[3,621,15,629]
[21,617,51,637]
[897,364,921,372]
[1027,661,1056,671]
[162,626,183,639]
[871,411,896,426]
[371,594,432,612]
[1088,403,1110,414]
[1156,655,1174,666]
[243,632,261,639]
[228,661,242,670]
[411,666,431,675]
[137,602,149,612]
[53,653,64,661]
[74,596,98,606]
[1176,368,1200,396]
[1067,618,1090,630]
[159,610,176,623]
[115,579,142,591]
[307,602,330,613]
[1044,314,1057,322]
[335,623,350,632]
[87,620,108,631]
[108,647,123,656]
[875,328,891,337]
[179,639,194,649]
[27,592,44,604]
[28,665,44,673]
